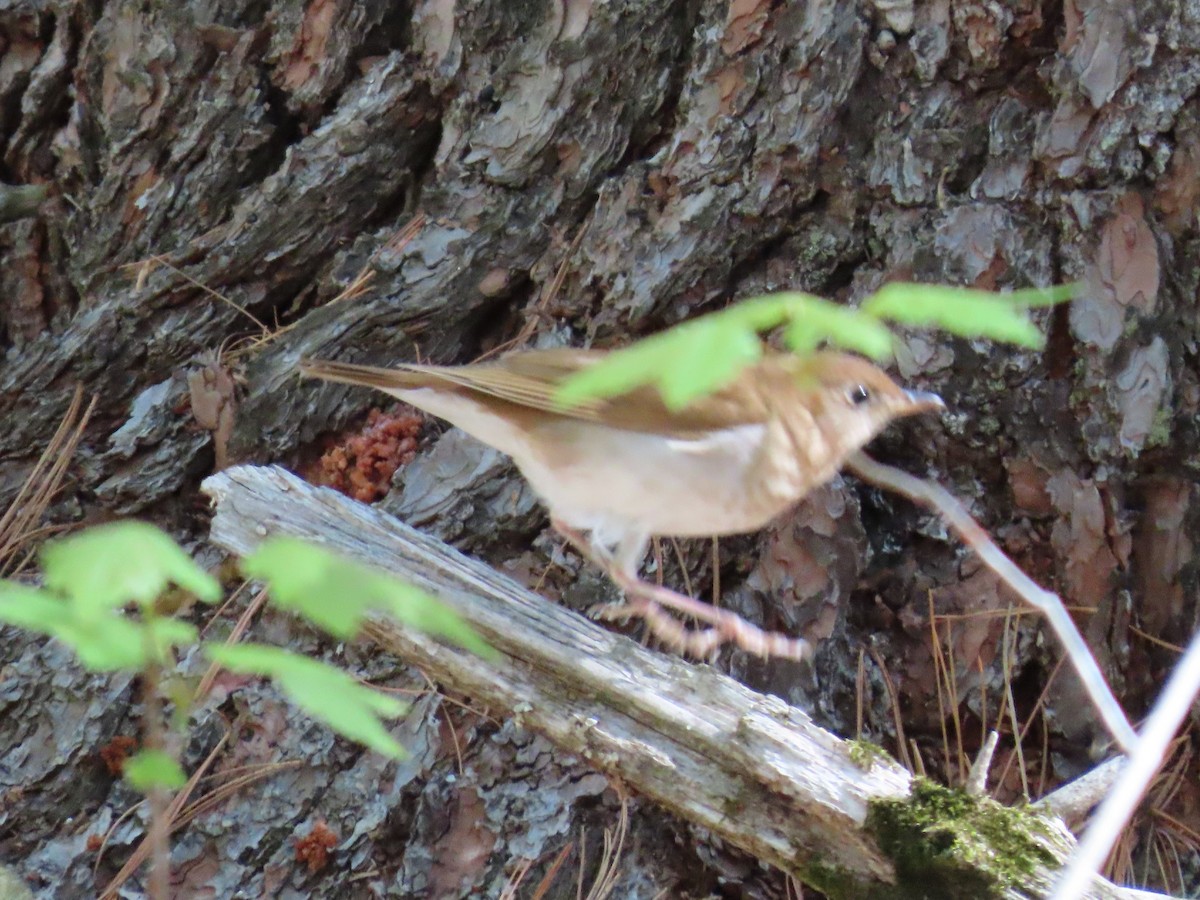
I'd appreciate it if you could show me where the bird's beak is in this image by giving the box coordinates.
[903,389,946,414]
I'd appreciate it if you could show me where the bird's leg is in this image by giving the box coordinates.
[603,566,813,661]
[611,531,650,580]
[549,518,621,575]
[606,530,812,660]
[550,519,812,662]
[548,519,703,653]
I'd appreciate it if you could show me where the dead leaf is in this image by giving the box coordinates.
[931,563,1009,674]
[187,353,237,471]
[1006,458,1055,518]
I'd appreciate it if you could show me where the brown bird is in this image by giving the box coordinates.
[300,348,943,656]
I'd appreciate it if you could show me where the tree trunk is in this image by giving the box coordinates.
[1,1,1196,897]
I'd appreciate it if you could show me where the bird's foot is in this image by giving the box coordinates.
[605,574,812,662]
[587,601,634,622]
[586,597,722,659]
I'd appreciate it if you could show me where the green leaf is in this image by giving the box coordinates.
[653,321,764,408]
[553,299,776,411]
[0,580,199,671]
[206,643,408,758]
[0,583,69,633]
[162,675,200,730]
[771,294,896,359]
[555,292,896,411]
[53,612,152,670]
[41,522,221,612]
[146,617,199,658]
[0,582,147,670]
[124,749,187,791]
[241,537,493,657]
[1000,283,1080,307]
[863,283,1076,348]
[556,319,764,411]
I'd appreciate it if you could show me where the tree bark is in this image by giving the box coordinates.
[1,0,1197,897]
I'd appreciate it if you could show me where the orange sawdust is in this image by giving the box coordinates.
[308,408,423,502]
[293,820,338,873]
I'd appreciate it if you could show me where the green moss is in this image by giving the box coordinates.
[847,738,893,770]
[864,779,1060,898]
[798,856,860,898]
[1145,407,1173,448]
[785,779,1064,899]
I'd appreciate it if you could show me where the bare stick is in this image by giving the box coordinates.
[845,452,1136,753]
[1034,756,1126,829]
[1050,629,1200,900]
[965,731,999,797]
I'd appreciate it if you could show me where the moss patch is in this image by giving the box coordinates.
[847,738,893,770]
[864,778,1060,898]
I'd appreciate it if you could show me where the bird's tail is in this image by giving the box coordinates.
[298,358,440,392]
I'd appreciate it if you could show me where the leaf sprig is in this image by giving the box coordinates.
[556,283,1076,411]
[242,536,494,657]
[0,525,491,767]
[0,523,220,670]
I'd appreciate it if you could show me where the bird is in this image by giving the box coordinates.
[299,347,943,657]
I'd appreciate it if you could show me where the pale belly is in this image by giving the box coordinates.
[516,419,796,540]
[394,387,805,542]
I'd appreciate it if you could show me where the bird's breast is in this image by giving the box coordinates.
[740,408,844,519]
[388,387,833,539]
[520,419,801,537]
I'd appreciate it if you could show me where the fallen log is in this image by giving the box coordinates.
[201,464,1147,900]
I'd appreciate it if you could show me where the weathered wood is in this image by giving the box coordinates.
[203,464,1145,899]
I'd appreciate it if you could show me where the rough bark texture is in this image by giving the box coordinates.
[1,0,1198,897]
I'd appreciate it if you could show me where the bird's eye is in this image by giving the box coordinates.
[847,384,871,406]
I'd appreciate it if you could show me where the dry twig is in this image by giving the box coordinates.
[0,385,95,576]
[846,452,1137,753]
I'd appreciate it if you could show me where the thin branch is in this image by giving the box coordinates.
[966,731,999,797]
[1035,756,1126,829]
[845,452,1137,753]
[1050,629,1200,900]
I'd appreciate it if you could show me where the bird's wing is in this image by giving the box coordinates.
[409,349,609,418]
[428,348,773,437]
